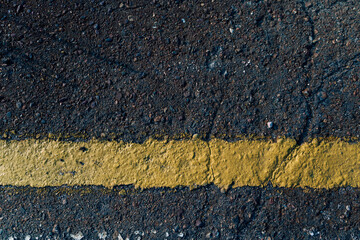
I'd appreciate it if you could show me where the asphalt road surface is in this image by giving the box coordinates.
[1,185,360,240]
[1,0,359,143]
[0,0,359,239]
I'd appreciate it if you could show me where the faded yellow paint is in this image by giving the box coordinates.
[0,138,359,189]
[272,138,360,188]
[209,138,297,189]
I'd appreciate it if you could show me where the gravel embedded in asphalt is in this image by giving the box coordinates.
[0,0,358,143]
[0,185,359,239]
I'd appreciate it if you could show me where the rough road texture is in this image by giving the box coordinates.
[0,0,359,143]
[1,1,360,238]
[1,185,360,240]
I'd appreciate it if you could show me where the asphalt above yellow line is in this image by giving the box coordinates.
[1,137,359,189]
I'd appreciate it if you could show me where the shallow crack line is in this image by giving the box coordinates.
[206,141,215,184]
[303,44,359,102]
[297,1,317,145]
[321,52,360,80]
[206,93,224,140]
[6,15,140,75]
[121,4,146,10]
[297,100,313,145]
[205,70,230,140]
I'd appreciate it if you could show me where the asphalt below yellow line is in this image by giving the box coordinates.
[0,138,359,189]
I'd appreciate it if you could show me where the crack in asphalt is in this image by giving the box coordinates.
[5,15,141,77]
[206,141,215,184]
[303,50,359,110]
[206,92,224,140]
[321,52,360,81]
[297,1,317,145]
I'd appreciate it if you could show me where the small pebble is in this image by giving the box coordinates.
[267,121,273,129]
[70,232,84,240]
[6,112,11,118]
[52,224,60,234]
[16,101,22,109]
[195,218,204,227]
[105,38,113,42]
[318,91,327,101]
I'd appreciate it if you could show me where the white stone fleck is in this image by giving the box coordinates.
[98,231,107,239]
[229,28,234,34]
[267,121,273,129]
[8,237,15,240]
[151,229,157,234]
[70,232,84,240]
[165,232,169,237]
[178,232,184,238]
[134,231,144,236]
[25,236,31,240]
[118,234,124,240]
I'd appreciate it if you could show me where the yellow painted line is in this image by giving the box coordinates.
[0,138,359,189]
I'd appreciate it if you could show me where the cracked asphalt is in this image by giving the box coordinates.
[1,0,359,143]
[0,0,359,239]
